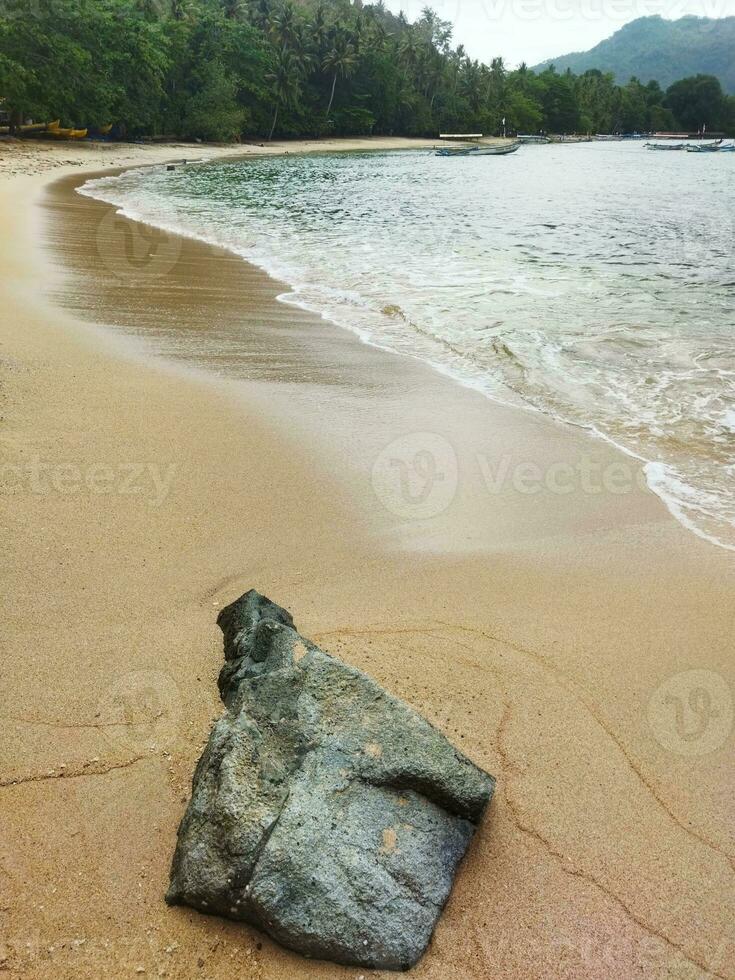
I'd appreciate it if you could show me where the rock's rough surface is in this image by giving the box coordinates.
[166,591,495,970]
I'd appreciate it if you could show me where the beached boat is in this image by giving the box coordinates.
[49,127,88,140]
[517,134,550,144]
[97,123,113,136]
[0,119,60,135]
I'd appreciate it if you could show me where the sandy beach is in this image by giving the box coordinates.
[1,138,734,980]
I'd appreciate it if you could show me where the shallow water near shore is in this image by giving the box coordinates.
[80,143,735,551]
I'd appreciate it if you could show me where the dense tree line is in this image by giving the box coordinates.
[1,0,733,139]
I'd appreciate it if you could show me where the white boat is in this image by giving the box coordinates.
[517,134,550,144]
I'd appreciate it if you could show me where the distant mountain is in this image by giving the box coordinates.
[532,16,735,93]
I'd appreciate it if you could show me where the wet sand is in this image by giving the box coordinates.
[1,144,734,979]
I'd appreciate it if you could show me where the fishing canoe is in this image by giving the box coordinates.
[436,138,521,157]
[435,145,478,156]
[0,119,59,135]
[50,127,87,139]
[685,143,721,152]
[473,141,521,156]
[646,142,685,151]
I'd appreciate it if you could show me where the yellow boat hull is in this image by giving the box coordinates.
[49,127,87,139]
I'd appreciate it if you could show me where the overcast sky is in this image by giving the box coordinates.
[383,0,735,69]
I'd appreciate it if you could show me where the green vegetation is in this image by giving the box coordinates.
[534,15,735,95]
[1,0,733,139]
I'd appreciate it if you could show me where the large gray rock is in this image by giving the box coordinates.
[166,591,495,970]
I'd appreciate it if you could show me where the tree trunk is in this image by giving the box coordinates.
[268,102,279,141]
[326,72,337,118]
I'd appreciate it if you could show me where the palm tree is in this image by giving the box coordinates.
[266,48,303,140]
[169,0,189,20]
[136,0,161,18]
[268,3,299,52]
[222,0,244,19]
[322,31,356,120]
[398,30,419,70]
[309,3,330,57]
[250,0,272,30]
[363,9,388,51]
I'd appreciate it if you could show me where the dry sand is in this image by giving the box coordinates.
[1,139,734,979]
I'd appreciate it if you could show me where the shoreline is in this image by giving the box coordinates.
[2,141,734,979]
[74,149,735,556]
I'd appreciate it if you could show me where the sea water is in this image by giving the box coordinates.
[80,143,735,550]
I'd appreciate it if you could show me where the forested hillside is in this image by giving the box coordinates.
[1,0,734,139]
[534,16,735,94]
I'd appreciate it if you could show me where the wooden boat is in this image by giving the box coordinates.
[517,134,550,144]
[646,142,685,151]
[473,141,521,156]
[549,134,593,143]
[436,133,481,156]
[0,119,59,135]
[436,145,478,156]
[97,123,113,136]
[685,142,722,152]
[49,127,87,139]
[435,133,521,157]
